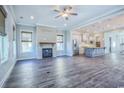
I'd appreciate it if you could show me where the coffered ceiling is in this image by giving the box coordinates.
[12,5,124,30]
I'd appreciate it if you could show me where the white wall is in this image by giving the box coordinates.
[104,30,124,54]
[16,25,66,60]
[36,26,57,43]
[65,30,73,56]
[36,26,57,59]
[0,6,16,87]
[16,25,36,60]
[36,26,66,59]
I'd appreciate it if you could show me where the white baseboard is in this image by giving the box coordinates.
[16,57,36,61]
[0,61,16,88]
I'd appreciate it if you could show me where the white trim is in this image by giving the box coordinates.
[36,23,57,28]
[1,59,7,64]
[36,25,58,31]
[17,29,36,60]
[16,23,36,27]
[103,26,124,33]
[16,57,36,61]
[0,61,16,88]
[20,29,34,33]
[0,36,9,65]
[20,29,33,54]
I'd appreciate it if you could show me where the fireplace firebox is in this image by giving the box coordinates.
[42,48,52,58]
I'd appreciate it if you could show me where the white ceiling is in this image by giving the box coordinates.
[12,5,124,30]
[75,13,124,33]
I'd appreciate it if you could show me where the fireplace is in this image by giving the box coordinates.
[42,48,53,58]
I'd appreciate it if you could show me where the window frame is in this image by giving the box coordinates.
[0,5,7,36]
[20,30,33,53]
[0,6,8,64]
[56,35,64,51]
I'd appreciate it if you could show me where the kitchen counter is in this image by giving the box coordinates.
[84,47,105,57]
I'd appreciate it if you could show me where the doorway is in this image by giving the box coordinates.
[109,37,112,53]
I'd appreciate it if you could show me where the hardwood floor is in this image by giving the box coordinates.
[3,54,124,88]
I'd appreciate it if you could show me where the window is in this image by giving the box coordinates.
[21,31,33,53]
[57,35,64,51]
[0,35,8,63]
[0,6,8,63]
[0,6,6,36]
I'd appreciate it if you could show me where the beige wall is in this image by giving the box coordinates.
[36,26,57,43]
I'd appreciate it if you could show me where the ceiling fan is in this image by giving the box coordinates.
[53,6,78,20]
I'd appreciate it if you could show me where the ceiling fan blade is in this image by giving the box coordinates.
[63,7,67,12]
[55,15,61,18]
[69,13,78,15]
[54,9,61,13]
[68,6,72,10]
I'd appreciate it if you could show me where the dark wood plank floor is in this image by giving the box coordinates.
[3,54,124,88]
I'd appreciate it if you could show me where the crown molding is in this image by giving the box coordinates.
[36,23,69,31]
[36,23,57,28]
[16,23,36,27]
[103,25,124,33]
[71,6,124,31]
[16,23,66,31]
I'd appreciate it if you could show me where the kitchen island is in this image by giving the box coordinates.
[84,47,105,57]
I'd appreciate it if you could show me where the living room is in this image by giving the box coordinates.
[1,5,124,88]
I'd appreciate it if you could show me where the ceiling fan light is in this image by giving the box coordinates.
[62,13,68,17]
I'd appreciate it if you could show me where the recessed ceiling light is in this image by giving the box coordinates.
[30,16,34,20]
[64,24,67,26]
